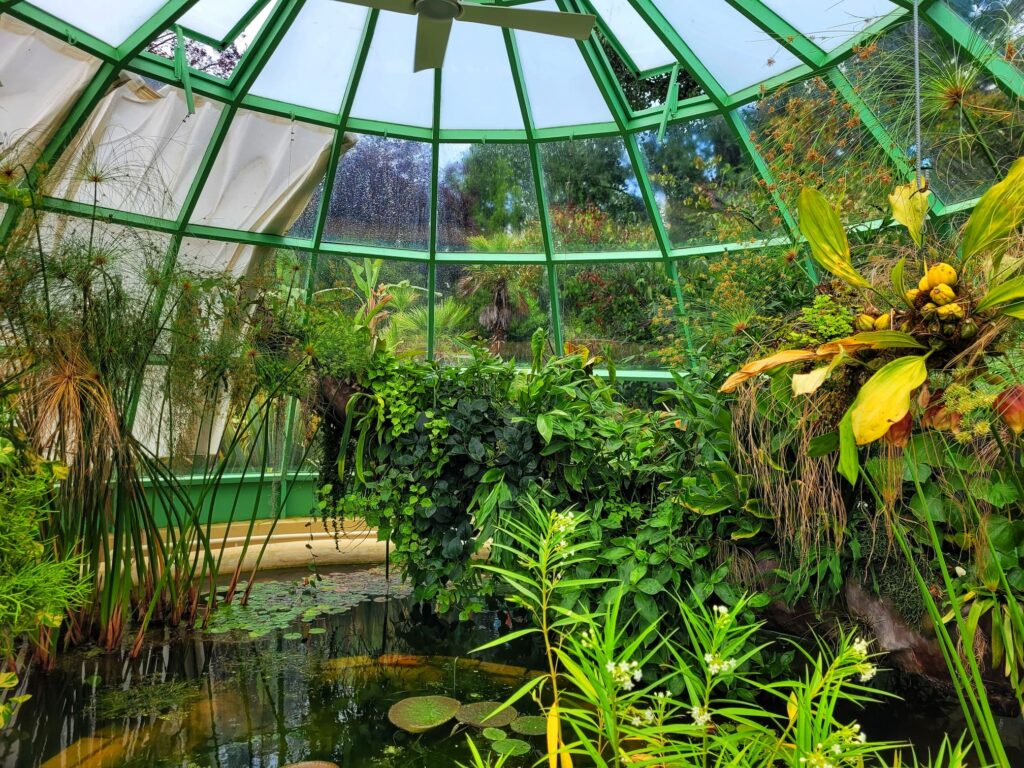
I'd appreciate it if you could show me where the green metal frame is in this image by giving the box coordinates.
[2,0,1023,382]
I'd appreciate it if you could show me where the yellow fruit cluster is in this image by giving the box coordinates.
[856,312,891,331]
[907,262,965,322]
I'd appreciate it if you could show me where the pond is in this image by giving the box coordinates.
[3,566,1024,768]
[0,567,547,768]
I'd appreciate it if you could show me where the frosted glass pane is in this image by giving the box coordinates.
[650,0,802,93]
[27,0,167,46]
[178,0,266,42]
[759,0,898,51]
[349,11,434,128]
[441,23,524,130]
[251,0,368,113]
[513,2,611,129]
[589,0,674,72]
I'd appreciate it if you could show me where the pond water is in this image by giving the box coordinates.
[3,566,1024,768]
[0,567,546,768]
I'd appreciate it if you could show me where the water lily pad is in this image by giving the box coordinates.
[282,763,339,768]
[307,627,326,635]
[283,632,303,640]
[388,695,461,733]
[456,702,517,728]
[491,739,531,756]
[510,716,546,736]
[482,728,506,741]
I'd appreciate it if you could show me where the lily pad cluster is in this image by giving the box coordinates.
[205,567,410,638]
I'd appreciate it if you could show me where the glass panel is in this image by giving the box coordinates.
[513,2,612,128]
[677,245,811,362]
[322,134,431,250]
[349,10,434,128]
[540,136,657,252]
[28,0,167,45]
[614,380,674,408]
[437,143,543,253]
[558,262,678,369]
[433,263,551,364]
[441,23,524,130]
[740,78,896,222]
[759,0,899,51]
[48,92,225,220]
[636,119,781,248]
[589,0,675,72]
[178,0,268,43]
[946,0,1024,52]
[250,0,368,113]
[288,175,324,239]
[841,20,1024,203]
[650,0,802,93]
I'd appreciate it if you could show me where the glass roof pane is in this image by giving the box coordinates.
[178,0,267,43]
[322,134,431,250]
[650,0,802,93]
[759,0,899,52]
[513,2,612,128]
[27,0,167,46]
[349,11,434,128]
[437,143,542,252]
[440,23,524,130]
[540,136,657,252]
[250,0,368,113]
[589,0,675,72]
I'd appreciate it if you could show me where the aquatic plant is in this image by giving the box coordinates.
[387,695,461,733]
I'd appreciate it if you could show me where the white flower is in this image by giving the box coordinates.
[704,652,738,676]
[631,715,641,726]
[690,705,711,727]
[607,659,642,689]
[954,565,967,577]
[857,662,878,682]
[851,637,870,659]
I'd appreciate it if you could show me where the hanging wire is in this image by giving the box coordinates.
[912,0,925,191]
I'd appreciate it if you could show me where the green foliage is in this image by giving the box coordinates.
[788,293,855,348]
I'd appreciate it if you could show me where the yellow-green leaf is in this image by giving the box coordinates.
[719,348,822,393]
[961,156,1024,268]
[976,274,1024,312]
[889,183,930,247]
[891,256,908,305]
[850,355,929,445]
[793,355,844,397]
[816,331,924,356]
[797,187,868,288]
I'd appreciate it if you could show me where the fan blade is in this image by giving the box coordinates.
[457,3,595,39]
[335,0,416,14]
[414,14,454,71]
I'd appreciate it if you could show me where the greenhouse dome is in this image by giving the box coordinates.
[3,1,1024,766]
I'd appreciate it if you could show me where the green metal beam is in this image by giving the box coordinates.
[923,2,1024,102]
[0,0,203,241]
[720,0,827,69]
[625,0,731,107]
[427,68,442,362]
[504,28,563,353]
[560,0,695,363]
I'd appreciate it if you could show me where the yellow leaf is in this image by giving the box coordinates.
[816,331,924,356]
[961,156,1024,269]
[850,355,929,445]
[787,691,798,724]
[797,187,868,288]
[560,747,573,768]
[719,349,822,393]
[547,702,560,768]
[792,356,842,397]
[889,183,930,247]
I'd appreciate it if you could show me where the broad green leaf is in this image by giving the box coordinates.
[961,156,1024,268]
[537,413,553,443]
[838,409,859,485]
[889,183,930,247]
[817,331,925,355]
[891,256,908,305]
[976,274,1024,312]
[850,355,929,445]
[797,187,868,287]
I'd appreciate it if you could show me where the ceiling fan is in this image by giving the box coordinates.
[337,0,597,72]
